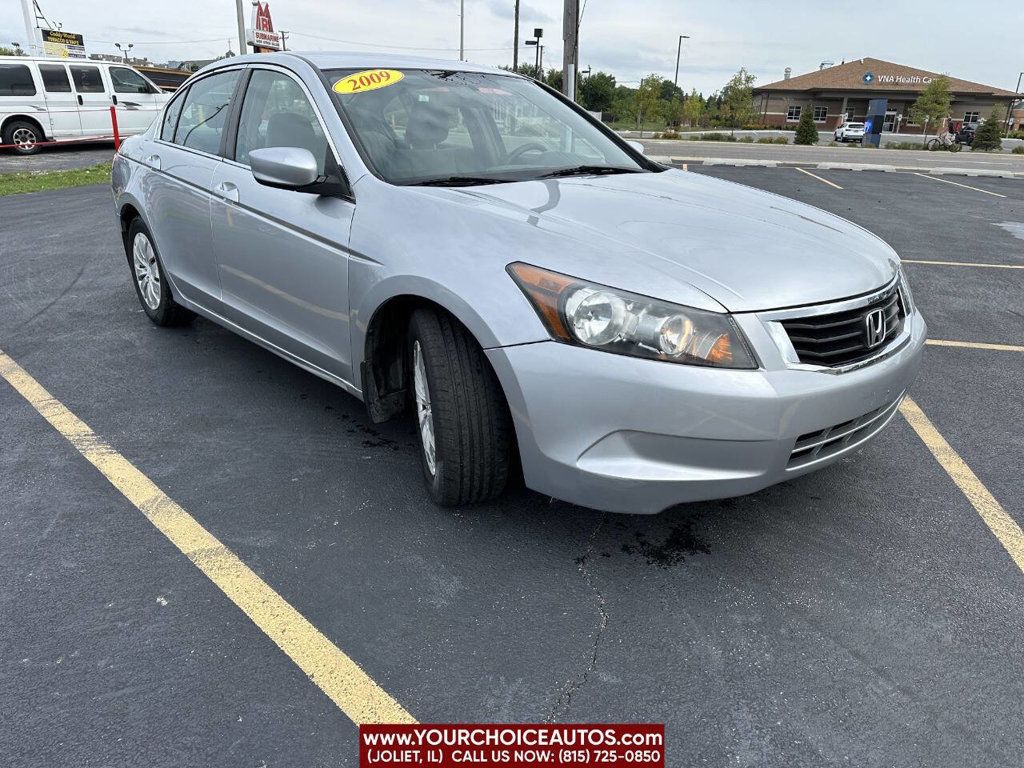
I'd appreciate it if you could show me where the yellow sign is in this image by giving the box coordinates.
[333,69,404,95]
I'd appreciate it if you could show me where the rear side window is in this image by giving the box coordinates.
[0,64,36,96]
[160,88,187,141]
[173,69,242,155]
[110,67,153,94]
[69,65,105,93]
[39,64,71,93]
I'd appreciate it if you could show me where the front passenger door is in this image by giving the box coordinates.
[210,67,355,383]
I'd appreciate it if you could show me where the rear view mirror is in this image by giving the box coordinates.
[249,147,320,190]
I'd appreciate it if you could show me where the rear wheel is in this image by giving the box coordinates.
[2,120,42,154]
[125,218,195,327]
[407,308,513,506]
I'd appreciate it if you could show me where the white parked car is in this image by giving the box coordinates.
[834,122,865,143]
[0,56,169,154]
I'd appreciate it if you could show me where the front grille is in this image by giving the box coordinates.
[787,393,905,470]
[781,284,905,368]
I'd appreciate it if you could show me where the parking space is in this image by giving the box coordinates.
[1,169,1023,766]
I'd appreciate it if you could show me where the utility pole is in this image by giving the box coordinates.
[1006,72,1023,134]
[279,30,288,51]
[234,0,247,57]
[512,0,520,70]
[459,0,465,61]
[562,0,578,100]
[19,0,38,55]
[673,35,689,91]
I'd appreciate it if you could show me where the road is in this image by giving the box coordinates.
[636,138,1024,174]
[1,171,1023,766]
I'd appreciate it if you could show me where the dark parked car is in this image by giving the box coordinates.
[955,123,978,145]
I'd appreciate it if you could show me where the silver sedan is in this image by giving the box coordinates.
[111,52,926,513]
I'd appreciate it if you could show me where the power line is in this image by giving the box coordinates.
[287,30,529,52]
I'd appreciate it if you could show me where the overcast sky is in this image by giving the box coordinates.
[3,0,1022,93]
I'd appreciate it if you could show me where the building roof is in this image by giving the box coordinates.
[755,58,1018,98]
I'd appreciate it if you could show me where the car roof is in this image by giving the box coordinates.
[198,51,521,78]
[0,55,125,66]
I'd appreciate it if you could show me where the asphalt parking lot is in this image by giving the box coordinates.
[1,168,1022,766]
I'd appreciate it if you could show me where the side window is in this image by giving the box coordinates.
[160,87,188,141]
[110,67,153,94]
[0,64,36,96]
[69,66,105,93]
[234,69,330,174]
[173,70,242,155]
[39,65,71,93]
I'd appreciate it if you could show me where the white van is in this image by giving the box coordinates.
[0,56,171,154]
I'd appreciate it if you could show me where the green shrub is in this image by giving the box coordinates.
[887,141,926,150]
[794,107,819,145]
[1013,145,1024,154]
[757,136,776,144]
[690,132,737,142]
[739,136,754,142]
[772,136,789,144]
[971,114,1004,151]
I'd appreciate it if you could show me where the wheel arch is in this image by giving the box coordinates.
[1,115,47,143]
[358,288,505,425]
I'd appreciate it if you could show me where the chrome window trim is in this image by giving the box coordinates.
[153,64,249,153]
[756,274,910,374]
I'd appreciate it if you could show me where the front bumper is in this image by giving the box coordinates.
[485,310,926,514]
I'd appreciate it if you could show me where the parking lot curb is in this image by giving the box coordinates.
[663,156,1024,179]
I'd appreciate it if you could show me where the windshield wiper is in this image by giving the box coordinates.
[409,176,517,187]
[536,165,644,179]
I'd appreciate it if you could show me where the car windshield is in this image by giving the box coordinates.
[847,123,864,128]
[324,68,647,185]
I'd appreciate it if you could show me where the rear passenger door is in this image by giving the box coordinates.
[37,64,80,139]
[140,68,243,312]
[210,66,356,382]
[68,64,109,137]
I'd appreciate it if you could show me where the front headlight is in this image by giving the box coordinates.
[507,263,757,369]
[898,265,915,313]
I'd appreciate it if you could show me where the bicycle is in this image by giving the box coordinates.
[926,132,962,152]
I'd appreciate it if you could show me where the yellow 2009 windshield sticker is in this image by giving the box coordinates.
[333,69,405,95]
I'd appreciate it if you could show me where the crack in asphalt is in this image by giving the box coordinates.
[546,514,610,722]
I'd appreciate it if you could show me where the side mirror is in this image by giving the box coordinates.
[250,147,320,190]
[626,140,645,155]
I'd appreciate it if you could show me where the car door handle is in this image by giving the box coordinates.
[214,181,239,203]
[111,95,118,105]
[77,94,83,106]
[145,154,161,170]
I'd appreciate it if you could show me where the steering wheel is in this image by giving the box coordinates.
[506,142,549,163]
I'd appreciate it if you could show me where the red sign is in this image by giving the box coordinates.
[249,1,281,50]
[360,724,665,768]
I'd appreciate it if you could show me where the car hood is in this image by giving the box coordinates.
[428,169,898,312]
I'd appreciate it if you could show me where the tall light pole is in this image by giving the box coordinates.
[673,35,690,92]
[459,0,465,60]
[513,0,520,70]
[525,28,543,79]
[234,0,247,57]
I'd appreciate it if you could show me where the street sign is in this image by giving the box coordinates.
[248,1,282,51]
[40,29,86,59]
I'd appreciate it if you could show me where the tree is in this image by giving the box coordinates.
[663,97,684,129]
[794,105,819,144]
[634,74,664,136]
[0,44,25,56]
[720,68,756,134]
[579,71,616,113]
[972,106,1005,151]
[910,75,951,140]
[681,88,704,127]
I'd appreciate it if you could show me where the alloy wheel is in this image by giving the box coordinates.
[132,232,162,311]
[413,340,436,476]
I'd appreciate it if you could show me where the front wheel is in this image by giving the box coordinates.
[926,138,940,151]
[407,308,513,506]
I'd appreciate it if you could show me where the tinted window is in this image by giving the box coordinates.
[160,88,187,141]
[70,66,105,93]
[235,69,329,174]
[39,65,71,93]
[173,70,241,154]
[110,66,153,94]
[0,64,36,96]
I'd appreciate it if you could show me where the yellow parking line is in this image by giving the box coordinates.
[927,339,1024,353]
[903,259,1024,269]
[796,167,843,189]
[910,172,1007,198]
[0,349,416,726]
[900,397,1024,573]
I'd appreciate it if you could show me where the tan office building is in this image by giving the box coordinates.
[753,58,1019,133]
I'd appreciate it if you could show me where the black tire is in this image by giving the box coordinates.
[125,218,195,327]
[407,308,513,506]
[2,120,43,155]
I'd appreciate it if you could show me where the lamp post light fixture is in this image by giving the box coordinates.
[525,27,543,78]
[115,42,134,63]
[673,34,690,91]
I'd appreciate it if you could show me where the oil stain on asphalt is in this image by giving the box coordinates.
[619,518,711,568]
